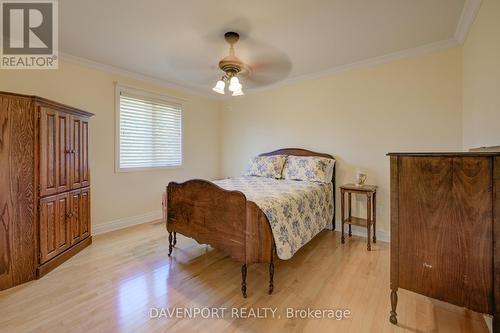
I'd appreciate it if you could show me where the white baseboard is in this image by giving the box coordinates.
[92,210,162,235]
[333,221,390,243]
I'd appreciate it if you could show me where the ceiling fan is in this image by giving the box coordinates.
[212,32,249,96]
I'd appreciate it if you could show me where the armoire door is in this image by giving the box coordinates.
[80,187,91,239]
[39,108,58,197]
[40,108,71,196]
[70,116,82,189]
[398,156,493,313]
[69,189,82,245]
[57,112,71,193]
[69,187,90,245]
[39,192,71,264]
[81,119,90,187]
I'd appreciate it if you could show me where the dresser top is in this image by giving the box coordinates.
[387,152,500,157]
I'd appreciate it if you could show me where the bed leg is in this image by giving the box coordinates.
[173,232,177,247]
[390,288,398,324]
[332,181,336,231]
[241,264,247,298]
[269,243,275,295]
[168,232,173,256]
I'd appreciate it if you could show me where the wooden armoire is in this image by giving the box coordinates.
[0,91,93,291]
[388,153,499,332]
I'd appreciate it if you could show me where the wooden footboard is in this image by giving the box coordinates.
[164,179,274,264]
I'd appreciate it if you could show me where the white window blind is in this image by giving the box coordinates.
[118,92,182,170]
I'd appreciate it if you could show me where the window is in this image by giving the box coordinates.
[116,85,183,171]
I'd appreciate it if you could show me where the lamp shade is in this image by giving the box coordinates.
[212,80,225,94]
[229,82,242,92]
[229,76,241,92]
[230,76,239,85]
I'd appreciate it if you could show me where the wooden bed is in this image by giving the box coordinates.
[162,148,336,297]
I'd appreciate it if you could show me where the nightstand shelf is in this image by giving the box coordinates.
[343,216,374,227]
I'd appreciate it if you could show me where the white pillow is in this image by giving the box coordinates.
[282,156,335,183]
[244,155,288,179]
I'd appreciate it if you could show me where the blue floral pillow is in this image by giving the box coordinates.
[282,156,335,183]
[244,155,287,179]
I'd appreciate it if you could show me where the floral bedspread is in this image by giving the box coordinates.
[213,176,334,260]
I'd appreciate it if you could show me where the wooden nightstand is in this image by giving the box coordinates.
[339,184,377,251]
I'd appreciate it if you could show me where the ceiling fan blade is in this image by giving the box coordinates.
[243,52,292,87]
[243,73,283,88]
[250,59,291,75]
[164,54,222,85]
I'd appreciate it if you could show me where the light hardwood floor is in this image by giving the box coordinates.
[0,222,489,333]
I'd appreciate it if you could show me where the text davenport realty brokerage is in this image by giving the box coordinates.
[150,307,351,320]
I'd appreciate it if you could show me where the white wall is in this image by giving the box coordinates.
[221,47,463,238]
[0,61,222,231]
[462,0,500,150]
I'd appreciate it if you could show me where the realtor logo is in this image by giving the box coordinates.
[1,0,58,69]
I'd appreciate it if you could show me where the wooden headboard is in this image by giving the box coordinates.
[260,147,334,160]
[259,148,336,230]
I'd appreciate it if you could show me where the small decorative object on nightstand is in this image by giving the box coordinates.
[339,184,377,251]
[355,170,367,186]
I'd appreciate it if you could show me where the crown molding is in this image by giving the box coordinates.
[59,52,220,100]
[245,38,460,95]
[454,0,482,44]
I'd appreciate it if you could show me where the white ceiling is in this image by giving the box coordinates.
[60,0,468,96]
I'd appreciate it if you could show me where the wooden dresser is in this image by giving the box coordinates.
[388,153,499,331]
[0,91,93,291]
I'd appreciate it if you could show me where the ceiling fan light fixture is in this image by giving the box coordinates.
[212,79,225,94]
[212,32,250,96]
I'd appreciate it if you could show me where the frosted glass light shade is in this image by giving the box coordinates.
[212,80,225,94]
[230,76,239,85]
[229,82,242,92]
[228,76,242,92]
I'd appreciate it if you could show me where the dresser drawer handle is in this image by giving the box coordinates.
[423,263,433,269]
